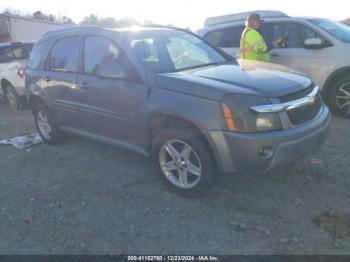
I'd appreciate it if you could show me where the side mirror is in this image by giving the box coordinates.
[304,38,324,49]
[95,63,127,79]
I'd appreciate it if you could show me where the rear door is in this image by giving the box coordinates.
[42,36,83,128]
[0,45,13,96]
[203,25,244,58]
[76,36,143,142]
[263,21,332,82]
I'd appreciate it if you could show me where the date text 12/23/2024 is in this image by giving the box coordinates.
[127,256,219,261]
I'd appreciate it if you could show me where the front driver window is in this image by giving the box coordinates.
[128,30,226,73]
[301,26,327,44]
[84,36,122,75]
[272,23,304,48]
[271,23,327,48]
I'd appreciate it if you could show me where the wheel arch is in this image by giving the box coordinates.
[145,112,220,172]
[1,79,12,95]
[28,94,47,113]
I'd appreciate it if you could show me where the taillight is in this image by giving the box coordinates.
[17,66,25,79]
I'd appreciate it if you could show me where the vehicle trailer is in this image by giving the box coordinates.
[0,14,71,109]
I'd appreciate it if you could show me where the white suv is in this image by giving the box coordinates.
[198,10,350,118]
[0,41,34,110]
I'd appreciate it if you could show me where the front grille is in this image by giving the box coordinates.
[280,84,315,103]
[287,94,323,125]
[279,85,323,126]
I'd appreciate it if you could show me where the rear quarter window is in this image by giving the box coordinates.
[27,41,49,70]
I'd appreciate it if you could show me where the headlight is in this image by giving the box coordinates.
[256,113,281,132]
[221,94,282,133]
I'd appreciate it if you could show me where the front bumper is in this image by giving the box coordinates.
[206,105,331,173]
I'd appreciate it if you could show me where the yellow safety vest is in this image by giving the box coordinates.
[240,27,271,62]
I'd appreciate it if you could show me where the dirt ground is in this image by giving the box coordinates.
[0,102,349,255]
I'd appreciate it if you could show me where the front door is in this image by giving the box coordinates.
[263,22,332,85]
[76,36,145,143]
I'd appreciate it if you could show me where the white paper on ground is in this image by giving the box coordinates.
[0,133,43,150]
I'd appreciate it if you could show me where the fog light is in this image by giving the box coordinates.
[258,146,274,159]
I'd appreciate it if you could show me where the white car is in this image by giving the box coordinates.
[198,10,350,118]
[0,41,34,110]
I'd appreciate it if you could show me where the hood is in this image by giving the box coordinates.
[155,60,311,100]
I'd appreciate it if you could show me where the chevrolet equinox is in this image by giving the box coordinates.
[26,26,331,196]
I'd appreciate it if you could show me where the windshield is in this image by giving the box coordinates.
[308,18,350,43]
[126,30,227,73]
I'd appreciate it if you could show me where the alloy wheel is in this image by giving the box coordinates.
[159,139,202,189]
[37,110,52,140]
[335,82,350,116]
[7,90,17,110]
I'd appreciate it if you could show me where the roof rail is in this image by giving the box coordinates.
[205,10,288,27]
[42,25,102,37]
[143,24,191,32]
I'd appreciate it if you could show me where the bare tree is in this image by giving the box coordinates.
[1,8,75,24]
[80,14,139,28]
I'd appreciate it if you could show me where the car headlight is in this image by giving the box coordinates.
[221,94,282,133]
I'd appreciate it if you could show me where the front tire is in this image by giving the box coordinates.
[6,85,20,111]
[329,76,350,119]
[151,129,218,197]
[34,103,62,144]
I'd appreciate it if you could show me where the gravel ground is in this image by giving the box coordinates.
[0,102,349,255]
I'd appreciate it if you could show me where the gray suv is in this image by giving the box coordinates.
[26,26,331,196]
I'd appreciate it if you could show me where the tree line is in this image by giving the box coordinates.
[1,9,141,28]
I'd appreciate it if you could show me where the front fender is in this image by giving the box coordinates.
[146,87,226,132]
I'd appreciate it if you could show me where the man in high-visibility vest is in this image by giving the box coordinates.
[240,13,282,62]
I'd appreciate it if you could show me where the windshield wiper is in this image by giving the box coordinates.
[173,62,227,72]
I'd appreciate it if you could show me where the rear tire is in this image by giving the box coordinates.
[34,103,62,144]
[6,85,20,111]
[329,76,350,119]
[151,128,218,197]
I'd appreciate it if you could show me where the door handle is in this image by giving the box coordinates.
[79,82,89,89]
[270,52,280,57]
[43,76,51,82]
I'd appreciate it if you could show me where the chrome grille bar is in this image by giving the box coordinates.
[250,86,319,113]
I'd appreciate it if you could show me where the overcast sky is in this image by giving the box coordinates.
[1,0,348,30]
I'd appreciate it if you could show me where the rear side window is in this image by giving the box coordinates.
[28,42,49,70]
[12,43,34,59]
[0,43,34,64]
[204,30,224,47]
[204,25,244,48]
[0,46,14,63]
[260,24,273,44]
[49,37,80,72]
